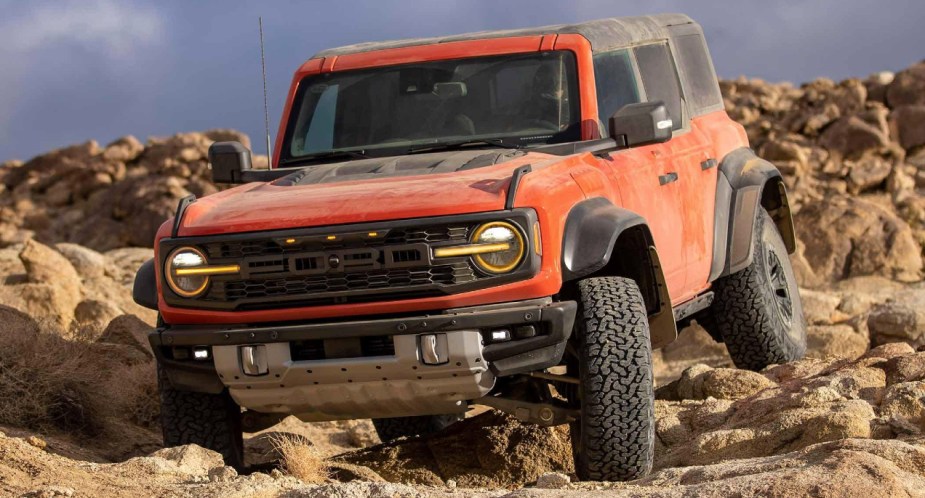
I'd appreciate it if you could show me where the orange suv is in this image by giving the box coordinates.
[134,13,806,481]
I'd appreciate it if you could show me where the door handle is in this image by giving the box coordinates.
[701,158,717,170]
[659,172,678,185]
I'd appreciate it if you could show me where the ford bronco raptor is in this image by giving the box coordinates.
[133,14,806,481]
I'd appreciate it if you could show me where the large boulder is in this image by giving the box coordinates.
[886,61,925,108]
[97,314,154,360]
[868,289,925,349]
[794,197,922,284]
[889,105,925,151]
[818,115,890,159]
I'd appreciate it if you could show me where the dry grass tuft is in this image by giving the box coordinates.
[272,434,330,484]
[0,325,106,435]
[0,317,159,438]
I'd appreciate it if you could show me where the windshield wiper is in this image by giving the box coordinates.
[279,149,368,166]
[409,138,522,154]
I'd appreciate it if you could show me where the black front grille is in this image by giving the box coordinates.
[205,225,469,260]
[160,210,538,312]
[213,262,474,301]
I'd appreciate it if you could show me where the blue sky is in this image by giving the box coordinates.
[1,0,923,162]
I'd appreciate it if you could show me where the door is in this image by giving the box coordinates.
[592,46,688,299]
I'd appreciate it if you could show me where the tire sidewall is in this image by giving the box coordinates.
[756,210,807,355]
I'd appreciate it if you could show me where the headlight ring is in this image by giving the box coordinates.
[164,246,211,298]
[470,221,526,274]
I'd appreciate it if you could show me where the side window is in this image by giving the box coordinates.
[673,34,723,113]
[634,43,684,130]
[592,49,640,135]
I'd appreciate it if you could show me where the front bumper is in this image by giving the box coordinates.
[150,298,576,420]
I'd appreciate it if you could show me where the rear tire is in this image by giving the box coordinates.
[372,414,463,442]
[158,363,244,469]
[569,276,654,481]
[709,208,806,371]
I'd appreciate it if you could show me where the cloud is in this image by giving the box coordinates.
[1,0,163,57]
[0,0,165,146]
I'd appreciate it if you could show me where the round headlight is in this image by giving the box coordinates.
[165,247,210,297]
[471,221,525,274]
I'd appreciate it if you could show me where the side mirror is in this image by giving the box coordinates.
[609,101,673,148]
[209,141,252,184]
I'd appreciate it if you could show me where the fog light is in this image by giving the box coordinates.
[514,325,537,339]
[490,329,512,343]
[192,346,210,360]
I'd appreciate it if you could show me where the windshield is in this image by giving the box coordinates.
[281,51,580,162]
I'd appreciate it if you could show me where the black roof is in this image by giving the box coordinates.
[314,13,698,58]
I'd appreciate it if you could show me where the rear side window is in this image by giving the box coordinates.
[673,34,723,113]
[634,43,684,130]
[592,49,640,135]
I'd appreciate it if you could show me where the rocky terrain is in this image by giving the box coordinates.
[1,61,925,497]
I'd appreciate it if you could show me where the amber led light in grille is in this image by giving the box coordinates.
[433,242,511,258]
[174,265,241,276]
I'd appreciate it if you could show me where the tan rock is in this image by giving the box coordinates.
[886,61,925,107]
[102,136,144,163]
[54,243,107,279]
[800,289,844,325]
[889,105,925,151]
[880,381,925,435]
[795,198,922,284]
[73,300,122,338]
[819,116,889,159]
[148,444,225,475]
[861,342,917,360]
[97,315,153,359]
[868,292,925,349]
[675,366,777,401]
[806,324,869,359]
[883,352,925,385]
[20,239,81,288]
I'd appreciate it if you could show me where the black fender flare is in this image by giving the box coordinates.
[561,197,677,348]
[709,147,796,280]
[133,258,159,310]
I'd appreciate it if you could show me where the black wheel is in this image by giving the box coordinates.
[372,414,463,442]
[709,208,806,371]
[568,276,654,482]
[158,363,244,469]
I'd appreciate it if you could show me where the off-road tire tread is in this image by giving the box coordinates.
[710,209,806,371]
[572,276,654,481]
[158,364,244,469]
[372,414,463,442]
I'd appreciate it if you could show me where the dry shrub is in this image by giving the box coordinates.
[103,362,160,429]
[272,434,329,484]
[0,317,159,437]
[0,326,106,435]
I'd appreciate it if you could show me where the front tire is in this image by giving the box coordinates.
[709,208,806,371]
[569,276,654,481]
[158,363,244,469]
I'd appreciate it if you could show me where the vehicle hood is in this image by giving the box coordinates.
[178,149,548,236]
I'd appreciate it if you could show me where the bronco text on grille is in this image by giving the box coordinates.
[158,210,539,311]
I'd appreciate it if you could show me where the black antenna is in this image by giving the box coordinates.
[259,17,271,162]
